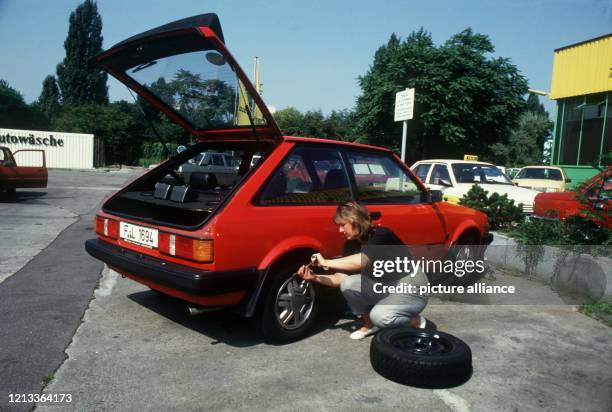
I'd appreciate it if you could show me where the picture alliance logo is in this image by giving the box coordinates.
[0,133,65,148]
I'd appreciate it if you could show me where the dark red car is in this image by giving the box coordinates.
[85,14,492,342]
[0,146,47,194]
[533,167,611,228]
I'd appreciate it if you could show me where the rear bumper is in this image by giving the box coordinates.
[85,238,257,296]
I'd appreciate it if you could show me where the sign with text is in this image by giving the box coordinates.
[394,88,415,122]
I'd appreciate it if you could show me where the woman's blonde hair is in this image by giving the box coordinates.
[333,202,372,241]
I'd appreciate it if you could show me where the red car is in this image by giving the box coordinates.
[85,14,492,342]
[533,167,611,228]
[0,146,47,194]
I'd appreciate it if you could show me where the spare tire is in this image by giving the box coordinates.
[370,328,472,388]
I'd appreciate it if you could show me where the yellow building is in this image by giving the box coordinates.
[549,33,612,183]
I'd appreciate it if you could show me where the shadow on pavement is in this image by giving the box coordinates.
[127,289,347,348]
[0,190,47,203]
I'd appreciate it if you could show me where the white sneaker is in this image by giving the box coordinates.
[349,326,380,340]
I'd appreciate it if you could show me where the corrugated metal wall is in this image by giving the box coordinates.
[550,34,612,99]
[0,128,97,169]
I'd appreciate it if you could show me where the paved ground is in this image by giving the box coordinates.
[0,168,138,412]
[1,169,611,411]
[38,268,612,412]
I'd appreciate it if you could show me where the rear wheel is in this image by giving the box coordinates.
[257,265,318,343]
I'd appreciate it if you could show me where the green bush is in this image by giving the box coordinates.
[459,184,524,230]
[138,142,178,167]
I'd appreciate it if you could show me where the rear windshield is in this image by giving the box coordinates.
[102,31,266,131]
[516,168,563,181]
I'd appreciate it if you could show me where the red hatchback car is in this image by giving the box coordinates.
[85,14,492,342]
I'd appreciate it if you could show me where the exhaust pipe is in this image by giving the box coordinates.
[187,306,222,316]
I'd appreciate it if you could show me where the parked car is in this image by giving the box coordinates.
[0,146,47,194]
[506,167,521,179]
[512,166,570,193]
[84,13,493,342]
[533,167,611,227]
[411,159,539,214]
[179,152,239,186]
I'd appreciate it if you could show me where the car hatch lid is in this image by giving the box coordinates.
[91,13,281,142]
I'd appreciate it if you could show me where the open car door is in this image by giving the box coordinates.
[0,148,47,189]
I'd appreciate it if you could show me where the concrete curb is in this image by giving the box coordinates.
[486,232,612,302]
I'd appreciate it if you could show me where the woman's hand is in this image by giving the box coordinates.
[297,265,316,282]
[310,253,328,270]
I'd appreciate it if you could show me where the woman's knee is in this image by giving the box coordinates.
[340,275,361,294]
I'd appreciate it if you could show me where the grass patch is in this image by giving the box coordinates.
[42,372,54,386]
[581,302,612,316]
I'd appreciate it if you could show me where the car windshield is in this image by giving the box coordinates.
[452,163,513,185]
[516,168,562,181]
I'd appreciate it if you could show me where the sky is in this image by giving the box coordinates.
[0,0,611,117]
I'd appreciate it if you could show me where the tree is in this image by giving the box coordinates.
[490,94,553,165]
[37,75,62,120]
[354,28,528,162]
[273,107,357,140]
[53,103,143,164]
[489,112,551,166]
[0,79,49,130]
[56,0,108,106]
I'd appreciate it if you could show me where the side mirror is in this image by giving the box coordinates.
[427,190,444,203]
[565,178,572,183]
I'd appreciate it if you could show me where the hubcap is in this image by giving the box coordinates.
[391,332,453,356]
[274,275,316,330]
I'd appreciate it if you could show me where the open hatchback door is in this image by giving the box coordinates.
[91,13,281,142]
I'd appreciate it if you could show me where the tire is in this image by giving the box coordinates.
[447,237,487,287]
[256,265,318,343]
[370,328,472,388]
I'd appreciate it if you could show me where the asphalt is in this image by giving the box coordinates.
[37,268,612,412]
[0,169,137,412]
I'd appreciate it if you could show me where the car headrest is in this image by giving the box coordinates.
[324,169,348,190]
[189,172,218,191]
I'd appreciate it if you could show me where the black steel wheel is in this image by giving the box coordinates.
[370,328,472,388]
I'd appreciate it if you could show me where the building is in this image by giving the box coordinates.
[549,33,611,184]
[0,128,104,169]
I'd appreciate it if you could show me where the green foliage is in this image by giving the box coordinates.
[53,103,142,165]
[490,111,552,166]
[354,28,528,161]
[36,75,62,120]
[459,184,524,230]
[56,0,108,105]
[0,79,49,130]
[138,142,178,167]
[274,107,358,140]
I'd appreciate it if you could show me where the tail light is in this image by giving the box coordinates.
[159,233,214,263]
[95,216,119,239]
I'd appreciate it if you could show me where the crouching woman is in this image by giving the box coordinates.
[297,202,428,340]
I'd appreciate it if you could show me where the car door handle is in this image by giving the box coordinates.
[369,211,382,220]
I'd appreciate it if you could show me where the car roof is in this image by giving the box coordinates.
[281,136,392,153]
[518,166,563,170]
[413,159,494,166]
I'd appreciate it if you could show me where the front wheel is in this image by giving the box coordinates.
[256,267,318,343]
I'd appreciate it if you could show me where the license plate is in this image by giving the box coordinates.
[119,222,158,248]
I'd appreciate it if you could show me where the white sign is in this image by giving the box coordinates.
[394,88,415,122]
[0,128,97,169]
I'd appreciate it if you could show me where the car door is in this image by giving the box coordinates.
[343,149,447,259]
[0,148,47,189]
